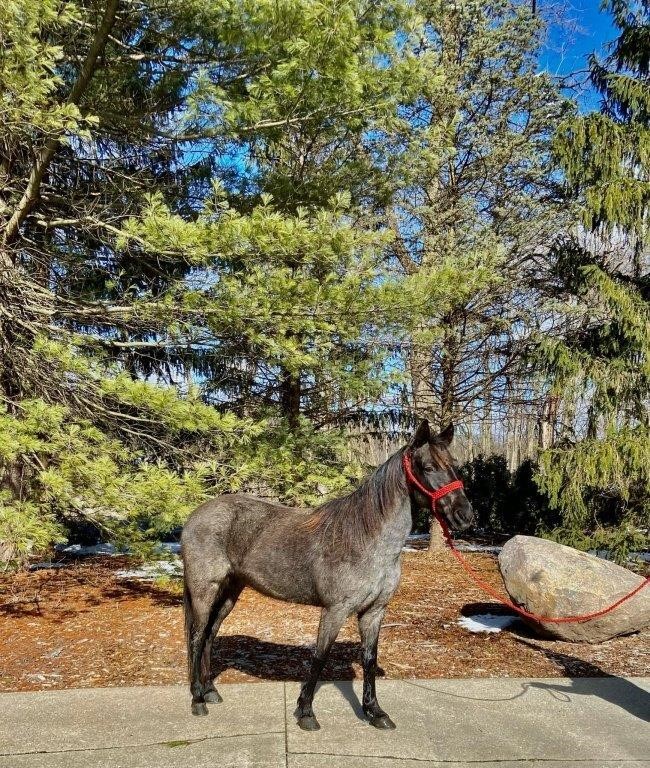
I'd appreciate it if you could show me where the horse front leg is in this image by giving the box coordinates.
[296,606,347,731]
[358,604,395,729]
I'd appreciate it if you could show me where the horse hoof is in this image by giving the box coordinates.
[368,714,396,730]
[297,715,321,731]
[191,701,209,716]
[204,690,222,703]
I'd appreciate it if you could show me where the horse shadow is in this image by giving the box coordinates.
[460,602,650,722]
[209,634,367,720]
[522,646,650,723]
[210,634,360,681]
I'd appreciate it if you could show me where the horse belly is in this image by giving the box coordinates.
[236,541,321,606]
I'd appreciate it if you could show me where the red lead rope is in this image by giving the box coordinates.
[402,452,649,624]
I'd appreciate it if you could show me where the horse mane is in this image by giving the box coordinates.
[302,447,408,551]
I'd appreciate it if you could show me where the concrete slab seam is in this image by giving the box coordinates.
[0,729,285,758]
[286,753,649,765]
[283,682,290,768]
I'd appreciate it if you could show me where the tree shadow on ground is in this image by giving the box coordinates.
[101,579,180,607]
[0,557,181,621]
[0,577,180,621]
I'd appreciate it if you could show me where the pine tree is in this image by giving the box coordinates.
[378,0,572,547]
[0,0,420,563]
[536,0,649,561]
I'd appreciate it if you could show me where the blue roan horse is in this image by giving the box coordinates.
[181,420,473,730]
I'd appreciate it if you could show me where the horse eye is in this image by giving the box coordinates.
[422,465,435,472]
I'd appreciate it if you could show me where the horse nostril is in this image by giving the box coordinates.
[453,504,474,531]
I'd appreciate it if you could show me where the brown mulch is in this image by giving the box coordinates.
[1,552,648,692]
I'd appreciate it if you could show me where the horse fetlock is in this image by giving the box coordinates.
[296,695,313,715]
[363,700,380,715]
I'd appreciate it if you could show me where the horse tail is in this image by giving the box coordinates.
[183,579,194,681]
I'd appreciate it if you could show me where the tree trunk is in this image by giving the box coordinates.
[428,514,447,552]
[280,368,301,431]
[429,316,460,551]
[409,339,437,421]
[0,250,22,402]
[440,312,461,426]
[538,395,559,450]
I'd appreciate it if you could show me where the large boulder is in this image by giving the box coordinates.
[498,535,650,642]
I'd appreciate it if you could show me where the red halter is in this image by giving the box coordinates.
[401,451,464,509]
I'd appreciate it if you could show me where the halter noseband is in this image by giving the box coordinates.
[402,451,464,511]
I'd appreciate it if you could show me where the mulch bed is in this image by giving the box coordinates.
[1,552,648,692]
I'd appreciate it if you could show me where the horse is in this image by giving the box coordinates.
[181,419,474,730]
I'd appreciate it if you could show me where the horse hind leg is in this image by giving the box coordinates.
[200,579,243,704]
[184,565,231,716]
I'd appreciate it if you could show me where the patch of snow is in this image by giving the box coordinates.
[402,537,502,554]
[588,548,650,564]
[405,534,503,554]
[55,542,120,556]
[458,543,502,554]
[115,560,181,580]
[53,541,182,558]
[458,613,521,634]
[158,542,181,554]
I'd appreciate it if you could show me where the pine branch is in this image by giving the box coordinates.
[2,0,120,247]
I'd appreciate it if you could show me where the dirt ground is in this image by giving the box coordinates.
[1,551,648,692]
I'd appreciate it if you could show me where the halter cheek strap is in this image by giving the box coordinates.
[401,452,464,508]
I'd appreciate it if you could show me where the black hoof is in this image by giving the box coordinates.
[191,701,209,716]
[204,689,222,703]
[297,715,321,731]
[368,713,396,730]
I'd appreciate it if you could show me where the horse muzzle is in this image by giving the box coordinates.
[446,500,474,532]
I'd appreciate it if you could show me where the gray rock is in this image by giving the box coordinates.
[498,535,650,642]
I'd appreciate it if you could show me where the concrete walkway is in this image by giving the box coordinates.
[1,678,648,767]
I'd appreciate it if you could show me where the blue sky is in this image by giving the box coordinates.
[540,0,616,108]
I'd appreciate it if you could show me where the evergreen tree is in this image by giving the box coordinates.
[537,0,649,561]
[0,0,422,563]
[378,0,571,547]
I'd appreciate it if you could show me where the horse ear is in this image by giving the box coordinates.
[410,419,431,448]
[438,422,454,446]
